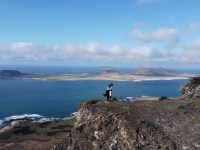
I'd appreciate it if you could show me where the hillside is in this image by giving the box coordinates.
[100,67,122,74]
[134,68,181,76]
[52,77,200,150]
[0,70,43,79]
[0,70,26,78]
[0,70,30,79]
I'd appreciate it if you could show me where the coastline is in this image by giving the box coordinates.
[0,113,76,130]
[30,73,190,82]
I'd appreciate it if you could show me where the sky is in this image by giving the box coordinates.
[0,0,200,68]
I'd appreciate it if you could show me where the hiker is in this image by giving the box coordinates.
[104,83,113,101]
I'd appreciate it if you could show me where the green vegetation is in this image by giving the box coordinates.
[0,119,75,141]
[30,119,74,136]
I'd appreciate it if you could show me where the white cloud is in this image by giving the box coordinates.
[180,40,200,63]
[0,42,164,65]
[189,22,200,32]
[11,42,33,49]
[1,25,200,66]
[131,28,178,44]
[0,41,195,66]
[185,40,200,50]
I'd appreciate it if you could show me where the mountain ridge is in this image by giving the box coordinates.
[134,67,185,76]
[0,70,26,78]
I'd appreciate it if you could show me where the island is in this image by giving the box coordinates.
[0,70,46,80]
[135,67,182,76]
[0,68,194,81]
[33,68,194,81]
[0,70,27,79]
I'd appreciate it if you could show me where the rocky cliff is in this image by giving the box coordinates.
[52,78,200,150]
[182,77,200,99]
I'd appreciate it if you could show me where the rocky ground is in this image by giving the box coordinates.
[1,77,200,150]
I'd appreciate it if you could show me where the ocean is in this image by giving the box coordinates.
[0,66,196,127]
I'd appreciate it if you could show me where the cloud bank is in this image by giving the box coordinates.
[131,28,178,44]
[0,39,200,66]
[0,23,200,66]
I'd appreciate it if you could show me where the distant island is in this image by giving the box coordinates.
[34,68,193,81]
[0,70,27,79]
[0,68,194,81]
[134,68,180,76]
[101,68,121,74]
[0,70,43,79]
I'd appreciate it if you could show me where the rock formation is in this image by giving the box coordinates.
[52,78,200,150]
[182,77,200,99]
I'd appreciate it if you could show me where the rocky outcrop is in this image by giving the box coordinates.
[182,77,200,99]
[50,77,200,150]
[52,97,200,149]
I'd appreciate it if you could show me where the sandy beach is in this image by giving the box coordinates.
[31,73,190,82]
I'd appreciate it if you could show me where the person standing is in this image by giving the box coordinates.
[104,83,113,101]
[108,83,113,100]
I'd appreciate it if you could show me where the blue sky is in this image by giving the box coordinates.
[0,0,200,68]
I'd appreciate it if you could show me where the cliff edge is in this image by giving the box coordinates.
[52,78,200,150]
[182,77,200,99]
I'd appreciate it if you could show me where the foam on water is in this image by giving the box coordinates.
[0,114,43,129]
[0,120,3,127]
[0,113,74,129]
[35,117,60,123]
[4,114,42,122]
[71,112,79,117]
[0,111,94,128]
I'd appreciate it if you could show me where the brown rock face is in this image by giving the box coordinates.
[52,98,200,150]
[182,77,200,99]
[50,77,200,150]
[51,77,200,150]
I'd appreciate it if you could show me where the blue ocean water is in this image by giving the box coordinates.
[0,79,187,120]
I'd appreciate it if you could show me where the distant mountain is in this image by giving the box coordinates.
[102,69,121,74]
[0,70,27,79]
[134,68,181,76]
[100,67,121,74]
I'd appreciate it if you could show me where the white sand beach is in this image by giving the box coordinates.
[32,73,190,82]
